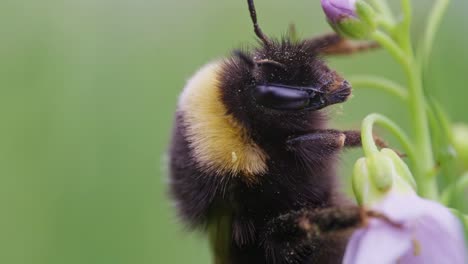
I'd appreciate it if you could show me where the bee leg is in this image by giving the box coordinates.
[262,206,366,264]
[340,130,406,157]
[307,33,379,56]
[341,130,387,148]
[286,131,347,157]
[286,130,346,151]
[286,130,392,156]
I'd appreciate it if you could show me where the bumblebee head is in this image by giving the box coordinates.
[216,0,351,140]
[218,48,350,141]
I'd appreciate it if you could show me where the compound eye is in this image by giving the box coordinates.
[253,85,311,110]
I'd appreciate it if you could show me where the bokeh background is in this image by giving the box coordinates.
[1,1,467,263]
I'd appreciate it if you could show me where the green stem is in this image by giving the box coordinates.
[367,0,395,23]
[376,17,394,33]
[372,28,438,199]
[361,113,415,166]
[398,0,413,53]
[406,63,434,166]
[441,172,468,207]
[400,0,412,27]
[404,55,438,199]
[372,31,410,72]
[349,75,408,101]
[418,0,450,65]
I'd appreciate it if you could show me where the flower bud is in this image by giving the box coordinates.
[352,157,382,205]
[321,0,357,24]
[381,148,417,190]
[352,148,416,205]
[320,0,376,39]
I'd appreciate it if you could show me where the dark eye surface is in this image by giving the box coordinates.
[253,85,325,111]
[253,85,310,110]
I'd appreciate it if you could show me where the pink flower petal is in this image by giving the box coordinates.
[343,220,412,264]
[344,193,467,264]
[320,0,357,23]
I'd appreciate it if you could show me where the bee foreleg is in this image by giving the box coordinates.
[341,130,387,148]
[286,130,389,154]
[306,33,379,56]
[286,130,346,157]
[341,130,406,157]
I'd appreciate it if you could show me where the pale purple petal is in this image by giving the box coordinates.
[373,194,466,246]
[344,193,467,264]
[342,228,365,262]
[374,193,452,224]
[399,213,467,263]
[321,0,357,23]
[343,220,412,264]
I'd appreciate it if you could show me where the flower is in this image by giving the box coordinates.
[352,148,416,205]
[320,0,376,39]
[343,193,467,264]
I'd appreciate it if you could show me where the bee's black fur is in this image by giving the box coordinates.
[220,39,342,139]
[167,1,382,262]
[169,112,223,227]
[169,36,363,263]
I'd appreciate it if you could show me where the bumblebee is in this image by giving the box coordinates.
[169,1,382,263]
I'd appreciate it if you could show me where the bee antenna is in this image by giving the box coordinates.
[247,0,272,46]
[256,59,286,70]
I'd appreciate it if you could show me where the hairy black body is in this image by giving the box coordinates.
[168,1,380,263]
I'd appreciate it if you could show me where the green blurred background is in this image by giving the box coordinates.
[0,1,467,263]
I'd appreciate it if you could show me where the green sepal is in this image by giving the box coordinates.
[352,148,416,206]
[381,148,417,190]
[331,1,377,40]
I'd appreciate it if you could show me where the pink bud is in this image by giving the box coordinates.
[320,0,357,24]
